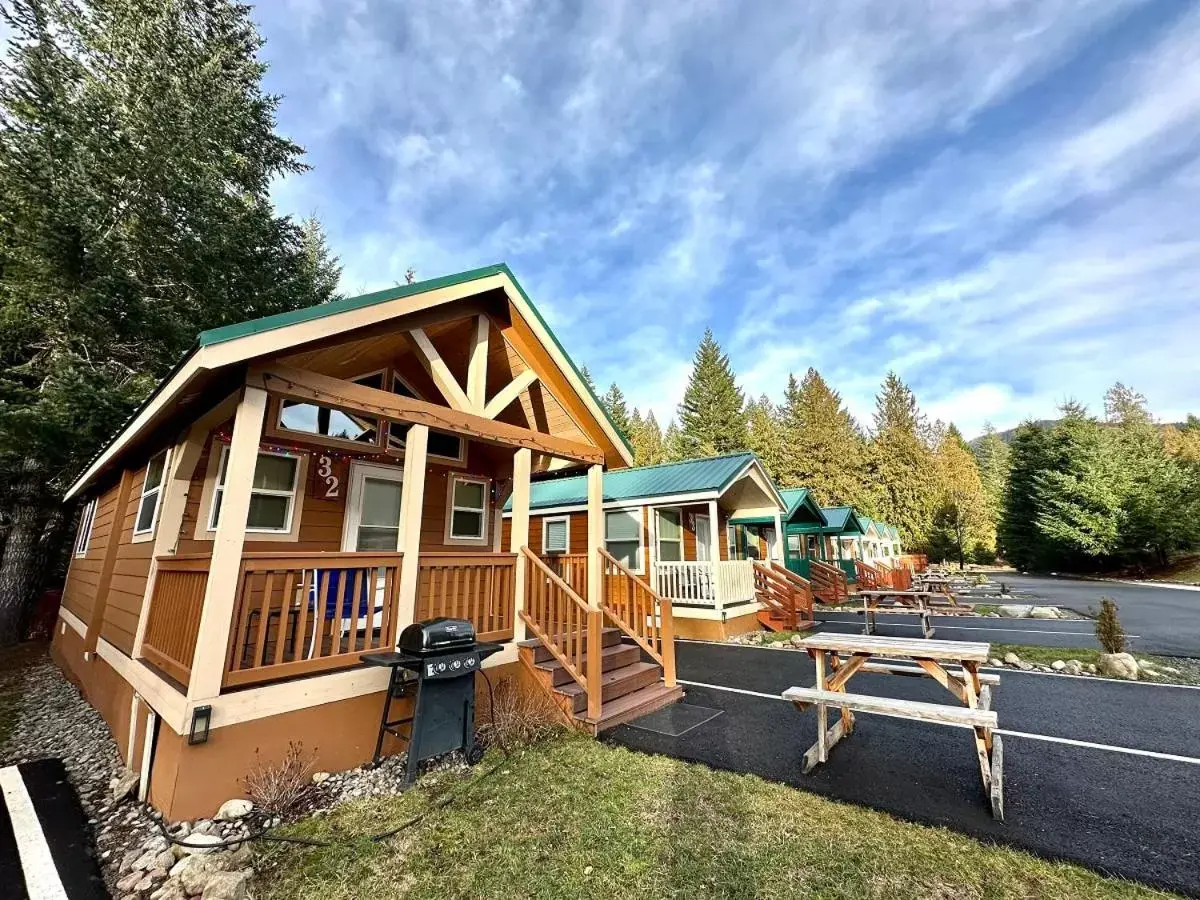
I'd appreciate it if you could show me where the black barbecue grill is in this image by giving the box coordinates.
[362,618,501,785]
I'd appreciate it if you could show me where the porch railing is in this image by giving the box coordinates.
[652,560,756,609]
[898,553,928,573]
[416,553,517,643]
[541,552,588,593]
[810,558,850,605]
[224,552,403,688]
[599,548,676,687]
[519,547,601,719]
[141,556,209,687]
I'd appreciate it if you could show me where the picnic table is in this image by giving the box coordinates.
[856,590,943,637]
[783,632,1004,819]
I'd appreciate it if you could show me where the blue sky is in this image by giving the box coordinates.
[254,1,1200,437]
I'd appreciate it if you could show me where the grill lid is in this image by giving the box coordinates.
[398,617,476,655]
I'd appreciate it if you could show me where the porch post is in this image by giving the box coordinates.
[509,448,531,641]
[187,387,267,701]
[586,464,603,609]
[707,500,720,562]
[396,424,429,633]
[773,511,784,563]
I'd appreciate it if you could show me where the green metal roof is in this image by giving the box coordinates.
[778,488,827,526]
[506,452,761,511]
[820,506,867,535]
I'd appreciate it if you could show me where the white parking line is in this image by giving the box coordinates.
[675,679,1200,765]
[0,766,69,900]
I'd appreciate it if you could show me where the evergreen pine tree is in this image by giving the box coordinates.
[778,369,868,507]
[865,372,940,548]
[628,409,666,466]
[579,365,597,394]
[601,383,632,440]
[676,329,746,458]
[1000,422,1055,571]
[0,0,341,643]
[744,395,786,481]
[663,420,686,462]
[930,424,993,566]
[972,422,1011,547]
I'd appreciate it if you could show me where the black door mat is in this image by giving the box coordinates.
[625,703,723,737]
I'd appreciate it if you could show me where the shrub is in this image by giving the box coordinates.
[242,741,316,816]
[1095,598,1126,655]
[971,544,997,566]
[478,676,562,750]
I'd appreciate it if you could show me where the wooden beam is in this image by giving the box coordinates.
[188,387,268,701]
[483,368,538,419]
[509,448,531,643]
[408,327,473,412]
[467,315,489,410]
[256,365,604,464]
[396,424,428,634]
[586,464,603,611]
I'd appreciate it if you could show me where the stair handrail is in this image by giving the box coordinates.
[769,562,815,624]
[597,547,676,688]
[809,558,849,604]
[519,547,602,718]
[752,561,796,629]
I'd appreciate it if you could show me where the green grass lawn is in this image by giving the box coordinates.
[256,734,1174,900]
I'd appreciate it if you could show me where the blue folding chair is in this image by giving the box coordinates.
[305,568,378,657]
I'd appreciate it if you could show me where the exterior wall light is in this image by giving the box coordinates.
[188,705,212,745]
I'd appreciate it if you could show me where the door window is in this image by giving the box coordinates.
[695,514,711,562]
[656,509,683,562]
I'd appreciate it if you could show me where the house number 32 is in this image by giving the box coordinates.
[317,454,340,499]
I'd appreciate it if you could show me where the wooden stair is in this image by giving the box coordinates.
[518,626,683,735]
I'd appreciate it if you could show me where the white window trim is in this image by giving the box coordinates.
[605,507,644,575]
[74,498,98,557]
[207,445,301,535]
[445,474,490,546]
[694,513,711,563]
[541,515,571,555]
[132,449,171,541]
[341,461,405,552]
[655,507,684,563]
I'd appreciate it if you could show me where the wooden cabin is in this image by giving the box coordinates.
[53,264,682,820]
[504,454,788,640]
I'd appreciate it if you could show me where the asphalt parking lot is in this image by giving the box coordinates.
[611,640,1200,897]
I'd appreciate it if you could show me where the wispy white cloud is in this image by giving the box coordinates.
[253,0,1200,437]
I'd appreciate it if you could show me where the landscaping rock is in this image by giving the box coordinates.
[1003,652,1021,666]
[178,852,234,895]
[1064,660,1083,676]
[215,799,253,821]
[1028,606,1061,619]
[110,768,140,802]
[201,870,252,900]
[151,880,187,900]
[988,658,1003,668]
[1099,652,1139,681]
[998,605,1032,618]
[178,834,225,855]
[1018,662,1033,671]
[116,871,143,893]
[311,771,331,785]
[1087,663,1098,674]
[1051,660,1066,671]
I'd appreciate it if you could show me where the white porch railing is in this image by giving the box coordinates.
[653,560,756,610]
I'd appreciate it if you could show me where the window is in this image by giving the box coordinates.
[134,450,169,536]
[208,446,300,533]
[656,509,683,562]
[787,533,801,554]
[74,499,97,557]
[447,475,488,543]
[542,516,570,554]
[348,465,404,551]
[606,509,643,572]
[387,373,466,462]
[278,372,382,445]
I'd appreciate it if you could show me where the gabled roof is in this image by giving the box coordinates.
[506,452,785,512]
[67,263,631,498]
[888,524,901,541]
[820,506,867,535]
[778,488,827,526]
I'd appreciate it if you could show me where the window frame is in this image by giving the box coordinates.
[655,507,684,564]
[270,368,388,451]
[605,507,644,574]
[207,445,302,535]
[541,515,571,555]
[74,498,98,557]
[387,370,468,465]
[132,449,171,539]
[444,474,490,546]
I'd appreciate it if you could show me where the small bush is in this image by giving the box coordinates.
[243,741,317,816]
[1095,598,1126,655]
[970,544,997,566]
[478,676,562,750]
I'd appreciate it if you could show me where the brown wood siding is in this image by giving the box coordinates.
[61,481,123,624]
[100,466,154,655]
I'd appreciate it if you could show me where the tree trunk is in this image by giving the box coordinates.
[0,459,52,646]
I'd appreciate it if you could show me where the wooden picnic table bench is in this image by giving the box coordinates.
[783,633,1004,819]
[855,591,938,638]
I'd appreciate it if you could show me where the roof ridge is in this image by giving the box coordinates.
[607,450,754,475]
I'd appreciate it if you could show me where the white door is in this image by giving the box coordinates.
[342,462,405,551]
[695,514,712,562]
